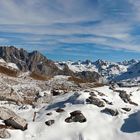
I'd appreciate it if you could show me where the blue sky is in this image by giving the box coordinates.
[0,0,140,61]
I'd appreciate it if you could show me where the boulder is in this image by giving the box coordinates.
[45,120,55,126]
[65,110,86,123]
[46,112,52,116]
[0,107,28,131]
[86,96,105,107]
[101,108,119,116]
[121,108,131,112]
[119,91,131,103]
[4,116,28,131]
[51,89,62,96]
[56,108,65,113]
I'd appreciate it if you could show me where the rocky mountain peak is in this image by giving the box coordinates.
[0,46,60,76]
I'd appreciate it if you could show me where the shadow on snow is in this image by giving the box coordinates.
[121,111,140,133]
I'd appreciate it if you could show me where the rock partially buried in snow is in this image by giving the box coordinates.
[0,129,11,139]
[46,112,52,116]
[45,120,55,126]
[117,90,138,106]
[65,110,87,123]
[119,90,131,103]
[101,108,119,116]
[51,89,64,96]
[121,108,131,112]
[4,117,28,131]
[56,108,65,113]
[86,96,105,107]
[102,98,113,105]
[0,107,28,131]
[129,101,138,106]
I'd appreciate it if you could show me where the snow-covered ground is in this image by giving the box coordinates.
[1,86,140,140]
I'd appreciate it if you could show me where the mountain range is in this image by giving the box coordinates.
[0,46,140,84]
[56,59,139,82]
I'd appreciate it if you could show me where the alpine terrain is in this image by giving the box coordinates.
[0,46,140,140]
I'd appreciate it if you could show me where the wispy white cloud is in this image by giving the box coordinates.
[0,0,140,59]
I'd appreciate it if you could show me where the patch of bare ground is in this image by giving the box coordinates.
[0,65,19,77]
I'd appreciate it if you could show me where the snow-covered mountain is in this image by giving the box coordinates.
[114,61,140,86]
[56,59,138,81]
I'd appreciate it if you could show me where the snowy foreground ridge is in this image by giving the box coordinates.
[1,85,140,140]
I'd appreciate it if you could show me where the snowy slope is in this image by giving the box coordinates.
[0,58,19,70]
[1,86,140,140]
[115,62,140,85]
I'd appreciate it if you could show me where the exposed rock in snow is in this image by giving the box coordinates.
[0,107,28,131]
[45,120,55,126]
[101,108,119,116]
[121,108,131,112]
[55,108,65,113]
[86,96,105,107]
[4,117,27,131]
[65,110,87,123]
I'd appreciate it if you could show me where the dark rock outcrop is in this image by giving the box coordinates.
[45,120,55,126]
[51,89,63,96]
[46,112,52,116]
[56,108,65,113]
[118,90,131,103]
[65,110,86,123]
[4,117,28,131]
[0,46,61,77]
[75,71,102,83]
[116,90,138,106]
[101,108,119,116]
[121,108,131,112]
[86,96,105,107]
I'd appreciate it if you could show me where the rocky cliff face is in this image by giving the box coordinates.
[0,46,62,77]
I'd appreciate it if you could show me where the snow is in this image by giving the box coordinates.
[7,63,19,70]
[1,86,140,140]
[0,58,6,63]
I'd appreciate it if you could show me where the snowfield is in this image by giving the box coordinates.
[1,86,140,140]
